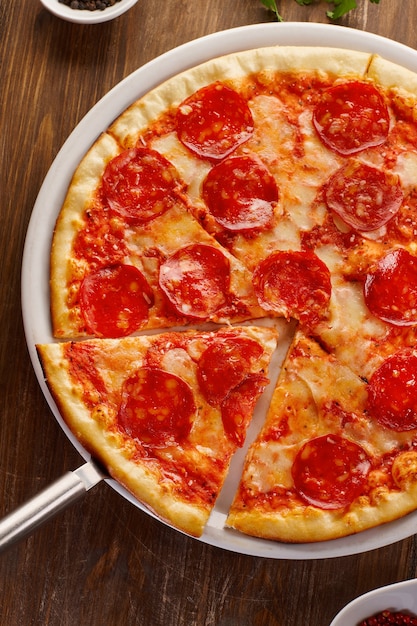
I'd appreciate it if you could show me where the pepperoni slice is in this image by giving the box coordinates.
[159,244,230,319]
[364,248,417,326]
[102,147,181,224]
[80,264,154,338]
[197,336,264,406]
[118,367,196,447]
[221,374,269,447]
[325,161,403,232]
[176,82,254,161]
[292,435,371,509]
[313,81,390,155]
[252,250,331,327]
[366,350,417,431]
[202,155,278,231]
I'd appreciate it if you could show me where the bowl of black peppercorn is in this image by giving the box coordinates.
[40,0,139,23]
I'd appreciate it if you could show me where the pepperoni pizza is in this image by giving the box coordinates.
[37,46,417,542]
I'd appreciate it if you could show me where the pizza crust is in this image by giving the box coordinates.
[367,54,417,95]
[50,132,121,338]
[227,482,417,542]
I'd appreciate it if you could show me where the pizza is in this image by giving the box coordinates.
[37,46,417,542]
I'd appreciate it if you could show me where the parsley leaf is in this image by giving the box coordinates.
[326,0,381,19]
[326,0,358,19]
[260,0,283,21]
[261,0,381,20]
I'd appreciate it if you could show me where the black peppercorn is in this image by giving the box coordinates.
[58,0,121,11]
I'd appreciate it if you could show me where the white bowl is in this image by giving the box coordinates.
[40,0,139,24]
[330,579,417,625]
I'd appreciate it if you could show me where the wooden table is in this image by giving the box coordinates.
[1,1,417,624]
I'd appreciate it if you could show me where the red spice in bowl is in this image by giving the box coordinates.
[358,609,417,625]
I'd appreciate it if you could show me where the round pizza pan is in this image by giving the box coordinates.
[21,22,417,559]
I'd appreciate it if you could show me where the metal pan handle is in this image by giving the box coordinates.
[0,461,104,553]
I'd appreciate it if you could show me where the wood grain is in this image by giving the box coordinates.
[1,1,417,624]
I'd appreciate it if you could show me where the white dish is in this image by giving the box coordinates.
[39,0,139,24]
[330,578,417,625]
[22,22,417,559]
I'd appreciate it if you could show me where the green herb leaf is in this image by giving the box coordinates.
[261,0,382,21]
[260,0,283,21]
[326,0,357,19]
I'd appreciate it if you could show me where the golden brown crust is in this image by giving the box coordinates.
[50,133,121,338]
[227,484,417,542]
[367,53,417,95]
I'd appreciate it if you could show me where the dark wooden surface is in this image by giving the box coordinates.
[1,1,417,624]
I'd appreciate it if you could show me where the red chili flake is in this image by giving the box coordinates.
[358,609,417,625]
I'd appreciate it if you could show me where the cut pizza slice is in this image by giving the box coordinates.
[227,329,417,543]
[37,325,278,537]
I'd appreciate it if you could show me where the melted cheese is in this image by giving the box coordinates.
[313,246,389,377]
[244,441,296,491]
[150,132,211,204]
[247,96,337,232]
[393,150,417,188]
